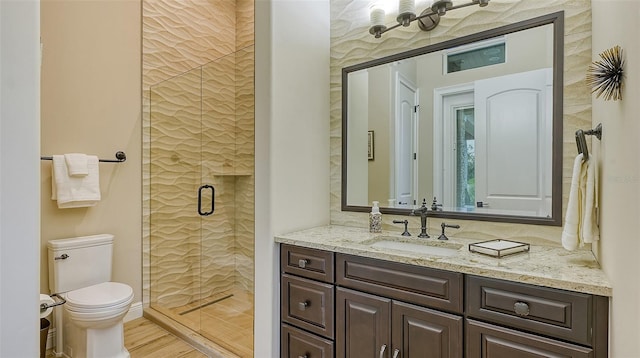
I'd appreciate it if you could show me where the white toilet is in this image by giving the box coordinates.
[48,234,134,358]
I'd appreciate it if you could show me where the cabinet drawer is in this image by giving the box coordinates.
[281,244,335,283]
[336,253,463,314]
[466,319,593,358]
[281,323,334,358]
[282,274,335,339]
[466,275,592,346]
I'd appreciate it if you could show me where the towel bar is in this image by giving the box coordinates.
[575,123,602,161]
[40,151,126,163]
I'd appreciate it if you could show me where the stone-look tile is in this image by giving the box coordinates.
[142,0,255,339]
[276,226,612,296]
[329,0,594,243]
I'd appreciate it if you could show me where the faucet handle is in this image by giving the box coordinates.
[431,197,443,211]
[392,220,411,236]
[438,222,460,240]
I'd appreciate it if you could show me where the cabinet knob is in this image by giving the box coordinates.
[514,301,530,316]
[298,301,309,311]
[392,349,400,358]
[298,259,309,268]
[379,344,387,358]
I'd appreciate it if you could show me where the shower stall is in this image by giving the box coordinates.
[147,46,255,357]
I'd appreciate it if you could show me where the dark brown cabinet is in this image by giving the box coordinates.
[282,323,334,358]
[335,287,463,358]
[334,252,465,358]
[336,287,391,358]
[392,300,463,358]
[280,244,609,358]
[466,319,593,358]
[281,245,336,358]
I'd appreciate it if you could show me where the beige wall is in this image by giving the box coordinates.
[331,0,592,244]
[592,1,640,356]
[40,0,142,302]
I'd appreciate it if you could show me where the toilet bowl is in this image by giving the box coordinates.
[48,234,134,358]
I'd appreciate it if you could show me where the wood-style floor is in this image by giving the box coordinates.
[45,289,253,357]
[152,288,254,357]
[46,317,207,357]
[125,318,208,357]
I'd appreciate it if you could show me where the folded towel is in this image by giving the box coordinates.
[64,153,89,176]
[562,153,599,250]
[51,154,101,208]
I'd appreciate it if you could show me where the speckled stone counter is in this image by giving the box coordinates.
[275,225,612,297]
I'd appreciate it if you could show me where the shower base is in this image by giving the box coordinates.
[145,288,253,357]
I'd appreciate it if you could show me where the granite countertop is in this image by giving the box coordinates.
[275,225,612,297]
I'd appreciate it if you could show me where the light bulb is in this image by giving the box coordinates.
[370,6,386,27]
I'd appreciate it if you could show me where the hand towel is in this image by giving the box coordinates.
[562,153,600,250]
[64,153,89,176]
[582,156,600,244]
[562,154,584,251]
[51,154,101,208]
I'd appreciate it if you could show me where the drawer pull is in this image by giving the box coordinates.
[298,259,310,268]
[379,344,387,358]
[392,348,400,358]
[298,301,309,311]
[298,355,308,358]
[514,301,530,316]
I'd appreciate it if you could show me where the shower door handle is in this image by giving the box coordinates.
[198,185,215,216]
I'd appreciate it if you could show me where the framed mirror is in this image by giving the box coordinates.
[342,12,564,226]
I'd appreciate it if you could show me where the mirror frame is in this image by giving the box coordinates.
[341,11,564,226]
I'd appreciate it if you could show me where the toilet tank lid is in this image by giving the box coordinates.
[47,234,114,250]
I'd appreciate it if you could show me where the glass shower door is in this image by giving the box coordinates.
[149,66,204,333]
[149,46,254,357]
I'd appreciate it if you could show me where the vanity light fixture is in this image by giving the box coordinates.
[369,0,490,38]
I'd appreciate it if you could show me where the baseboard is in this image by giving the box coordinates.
[46,301,143,351]
[124,301,143,322]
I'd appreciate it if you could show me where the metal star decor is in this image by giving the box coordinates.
[586,45,624,101]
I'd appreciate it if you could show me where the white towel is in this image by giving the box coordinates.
[582,155,600,244]
[51,154,101,208]
[562,153,599,250]
[64,153,89,176]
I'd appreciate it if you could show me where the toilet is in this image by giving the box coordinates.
[48,234,133,358]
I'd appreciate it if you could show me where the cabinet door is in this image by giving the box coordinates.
[336,287,391,358]
[466,319,593,358]
[392,301,463,358]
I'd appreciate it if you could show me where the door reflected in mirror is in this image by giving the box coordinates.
[342,12,563,225]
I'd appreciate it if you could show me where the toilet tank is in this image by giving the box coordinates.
[48,234,114,294]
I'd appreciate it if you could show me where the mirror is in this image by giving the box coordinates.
[342,12,563,226]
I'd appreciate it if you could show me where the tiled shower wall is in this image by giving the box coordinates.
[330,0,592,243]
[143,0,254,308]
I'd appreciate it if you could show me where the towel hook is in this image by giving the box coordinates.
[575,123,602,161]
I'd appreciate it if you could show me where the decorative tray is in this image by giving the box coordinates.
[468,239,530,258]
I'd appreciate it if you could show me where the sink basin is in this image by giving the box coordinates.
[367,237,462,257]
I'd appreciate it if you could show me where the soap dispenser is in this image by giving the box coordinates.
[369,201,382,233]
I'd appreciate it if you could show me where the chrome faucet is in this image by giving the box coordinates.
[411,198,430,238]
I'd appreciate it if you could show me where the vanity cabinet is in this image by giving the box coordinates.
[465,275,609,357]
[335,253,463,358]
[281,245,336,358]
[279,244,609,358]
[336,287,463,358]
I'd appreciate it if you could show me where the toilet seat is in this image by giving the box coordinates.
[65,282,133,312]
